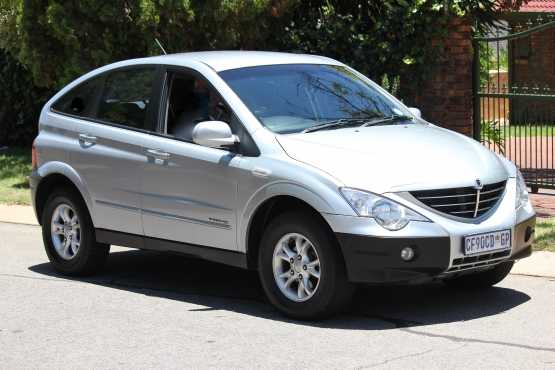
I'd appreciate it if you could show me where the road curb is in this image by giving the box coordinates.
[511,250,555,278]
[0,204,38,226]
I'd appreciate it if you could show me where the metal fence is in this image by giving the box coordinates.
[473,17,555,192]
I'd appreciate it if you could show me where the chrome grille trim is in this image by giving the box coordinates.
[410,180,506,219]
[416,193,476,200]
[450,206,492,214]
[432,201,477,207]
[480,186,506,195]
[444,250,511,273]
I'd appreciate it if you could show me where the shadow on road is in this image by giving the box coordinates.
[29,249,531,330]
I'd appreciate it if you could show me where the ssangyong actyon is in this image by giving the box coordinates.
[30,51,536,319]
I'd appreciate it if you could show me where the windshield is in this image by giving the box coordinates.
[219,64,409,134]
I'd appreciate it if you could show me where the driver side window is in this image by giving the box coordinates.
[164,72,233,142]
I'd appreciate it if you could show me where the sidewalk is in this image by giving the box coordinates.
[512,251,555,278]
[0,204,38,225]
[0,204,553,278]
[529,188,555,218]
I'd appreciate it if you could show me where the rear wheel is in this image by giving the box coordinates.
[258,212,354,320]
[41,188,109,276]
[444,261,514,289]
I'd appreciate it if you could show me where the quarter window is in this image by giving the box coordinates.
[97,68,156,129]
[51,77,102,118]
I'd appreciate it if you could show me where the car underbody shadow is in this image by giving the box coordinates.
[28,248,531,330]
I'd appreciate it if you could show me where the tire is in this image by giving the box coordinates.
[444,261,514,289]
[258,212,354,320]
[41,187,109,276]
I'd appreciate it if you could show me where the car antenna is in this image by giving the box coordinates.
[154,38,167,55]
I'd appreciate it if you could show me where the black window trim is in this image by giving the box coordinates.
[50,63,164,135]
[49,63,260,156]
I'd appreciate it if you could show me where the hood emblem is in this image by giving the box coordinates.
[473,179,483,191]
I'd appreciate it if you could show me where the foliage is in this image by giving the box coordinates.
[478,40,509,89]
[275,1,450,97]
[0,0,283,90]
[0,147,32,205]
[0,50,51,146]
[0,0,511,145]
[534,217,555,253]
[481,120,506,154]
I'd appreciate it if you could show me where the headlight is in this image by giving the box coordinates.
[516,169,529,209]
[340,187,430,231]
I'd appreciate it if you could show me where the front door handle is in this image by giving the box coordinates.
[145,148,171,160]
[78,133,97,144]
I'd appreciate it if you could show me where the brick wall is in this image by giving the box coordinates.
[512,27,555,86]
[511,27,555,122]
[411,17,475,137]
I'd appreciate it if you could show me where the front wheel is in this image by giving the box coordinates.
[258,212,354,320]
[443,261,514,289]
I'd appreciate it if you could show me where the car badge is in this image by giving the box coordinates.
[473,179,483,190]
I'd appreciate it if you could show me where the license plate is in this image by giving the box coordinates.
[463,229,511,256]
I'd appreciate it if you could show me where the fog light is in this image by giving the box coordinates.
[525,226,534,243]
[400,247,415,261]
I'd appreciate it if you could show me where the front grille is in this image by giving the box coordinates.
[410,180,506,219]
[446,250,511,273]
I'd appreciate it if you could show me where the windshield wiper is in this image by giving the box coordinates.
[302,115,414,133]
[359,114,414,127]
[302,118,376,133]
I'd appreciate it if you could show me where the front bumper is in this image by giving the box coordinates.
[325,177,536,284]
[335,233,451,283]
[333,215,535,284]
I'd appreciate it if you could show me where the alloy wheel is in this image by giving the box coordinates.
[272,233,321,302]
[50,203,81,260]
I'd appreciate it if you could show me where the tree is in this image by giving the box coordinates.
[0,0,518,145]
[0,0,289,90]
[0,50,50,145]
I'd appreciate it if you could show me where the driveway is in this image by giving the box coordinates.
[1,222,554,369]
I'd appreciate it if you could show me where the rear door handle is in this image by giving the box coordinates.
[78,133,97,144]
[145,148,171,159]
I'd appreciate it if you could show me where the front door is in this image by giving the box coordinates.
[140,70,245,250]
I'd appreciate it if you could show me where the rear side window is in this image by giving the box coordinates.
[52,77,102,118]
[97,68,156,129]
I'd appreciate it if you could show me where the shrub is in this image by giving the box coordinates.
[0,0,516,145]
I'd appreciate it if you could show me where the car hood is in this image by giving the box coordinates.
[276,123,509,194]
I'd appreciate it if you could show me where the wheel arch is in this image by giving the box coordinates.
[245,194,342,270]
[35,162,93,225]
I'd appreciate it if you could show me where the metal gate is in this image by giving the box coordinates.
[473,17,555,192]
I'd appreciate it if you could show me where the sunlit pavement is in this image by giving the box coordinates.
[1,222,554,369]
[530,189,555,217]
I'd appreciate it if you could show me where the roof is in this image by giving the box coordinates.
[147,51,342,72]
[518,0,555,12]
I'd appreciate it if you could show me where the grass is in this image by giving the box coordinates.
[482,123,555,139]
[502,125,555,138]
[0,147,32,205]
[534,217,555,253]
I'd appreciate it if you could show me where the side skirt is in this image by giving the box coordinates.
[95,228,248,269]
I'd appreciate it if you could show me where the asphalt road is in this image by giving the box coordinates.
[1,222,555,369]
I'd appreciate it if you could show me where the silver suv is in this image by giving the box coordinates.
[31,51,536,319]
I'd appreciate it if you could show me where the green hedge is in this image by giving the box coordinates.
[0,0,510,146]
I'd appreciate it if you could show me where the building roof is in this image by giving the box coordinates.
[519,0,555,12]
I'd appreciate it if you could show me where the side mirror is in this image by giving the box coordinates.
[192,121,239,149]
[408,107,422,119]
